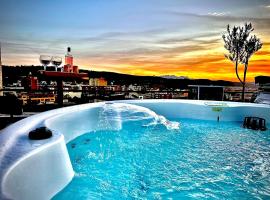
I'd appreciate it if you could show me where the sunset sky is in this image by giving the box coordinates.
[0,0,269,81]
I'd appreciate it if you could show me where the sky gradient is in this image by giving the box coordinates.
[0,0,270,81]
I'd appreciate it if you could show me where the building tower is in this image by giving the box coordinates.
[0,42,3,96]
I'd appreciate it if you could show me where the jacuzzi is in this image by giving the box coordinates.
[0,100,269,200]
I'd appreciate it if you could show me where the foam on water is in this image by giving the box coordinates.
[97,103,180,131]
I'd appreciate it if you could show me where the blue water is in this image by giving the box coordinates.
[54,119,270,199]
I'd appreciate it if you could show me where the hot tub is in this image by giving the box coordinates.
[0,100,269,199]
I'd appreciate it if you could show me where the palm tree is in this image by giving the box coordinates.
[222,23,262,101]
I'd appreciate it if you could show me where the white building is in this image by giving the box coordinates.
[128,84,142,91]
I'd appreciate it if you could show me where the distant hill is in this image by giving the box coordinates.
[81,70,236,89]
[2,65,236,89]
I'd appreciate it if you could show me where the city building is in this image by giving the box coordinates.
[89,77,107,87]
[106,85,122,92]
[127,84,142,91]
[21,73,39,91]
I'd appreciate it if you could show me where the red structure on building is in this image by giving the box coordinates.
[30,76,39,90]
[22,73,39,91]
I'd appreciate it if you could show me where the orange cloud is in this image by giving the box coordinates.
[79,42,270,82]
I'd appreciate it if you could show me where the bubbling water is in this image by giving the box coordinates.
[97,103,180,131]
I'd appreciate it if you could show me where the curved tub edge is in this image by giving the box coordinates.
[1,135,74,200]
